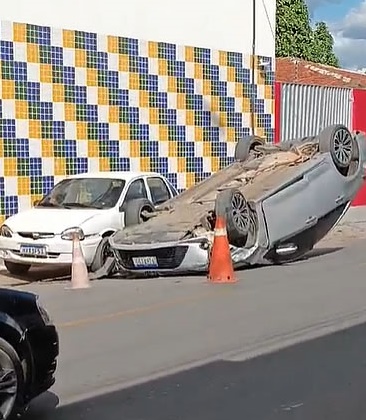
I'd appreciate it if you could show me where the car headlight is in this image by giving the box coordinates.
[61,227,85,241]
[36,297,52,325]
[0,225,12,238]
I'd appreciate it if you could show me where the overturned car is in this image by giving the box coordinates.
[108,125,366,275]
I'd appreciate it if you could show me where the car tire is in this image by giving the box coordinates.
[318,124,354,170]
[4,262,31,276]
[234,135,265,161]
[0,337,24,420]
[90,236,115,274]
[124,198,155,227]
[215,189,250,248]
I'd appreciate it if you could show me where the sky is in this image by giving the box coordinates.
[305,0,366,70]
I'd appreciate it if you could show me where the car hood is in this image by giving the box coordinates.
[4,207,104,234]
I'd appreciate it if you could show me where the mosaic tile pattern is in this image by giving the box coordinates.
[0,20,275,222]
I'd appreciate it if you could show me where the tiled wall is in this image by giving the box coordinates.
[0,20,274,223]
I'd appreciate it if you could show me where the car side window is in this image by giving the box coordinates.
[147,177,171,205]
[123,179,148,204]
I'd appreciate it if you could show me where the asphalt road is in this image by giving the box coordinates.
[13,240,366,419]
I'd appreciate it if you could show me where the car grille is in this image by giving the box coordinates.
[117,246,188,269]
[17,232,55,239]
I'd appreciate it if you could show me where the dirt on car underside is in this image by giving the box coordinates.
[113,142,320,245]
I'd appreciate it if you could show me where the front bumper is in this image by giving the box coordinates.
[111,239,210,275]
[0,234,102,266]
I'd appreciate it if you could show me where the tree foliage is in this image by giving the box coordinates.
[276,0,340,67]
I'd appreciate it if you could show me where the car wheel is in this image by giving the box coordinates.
[124,198,155,227]
[215,189,251,248]
[234,135,265,161]
[4,262,31,276]
[90,236,115,274]
[0,338,24,420]
[318,124,354,170]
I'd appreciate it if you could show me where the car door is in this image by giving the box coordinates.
[146,177,172,205]
[119,178,148,225]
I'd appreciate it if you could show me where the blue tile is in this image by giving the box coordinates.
[97,52,108,70]
[42,175,55,194]
[74,85,87,104]
[84,32,98,51]
[4,196,18,217]
[203,127,220,142]
[63,140,77,157]
[29,158,43,176]
[157,42,176,60]
[27,82,41,102]
[108,71,119,89]
[13,62,27,82]
[53,121,65,140]
[1,119,16,139]
[130,124,149,141]
[109,88,129,106]
[63,66,76,85]
[15,139,30,158]
[149,92,167,108]
[0,178,4,197]
[0,41,13,61]
[150,157,168,174]
[75,157,89,173]
[166,173,177,188]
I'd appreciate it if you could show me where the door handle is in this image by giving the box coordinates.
[335,195,344,204]
[305,216,317,226]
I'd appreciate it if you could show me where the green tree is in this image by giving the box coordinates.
[276,0,340,67]
[276,0,313,60]
[310,21,339,67]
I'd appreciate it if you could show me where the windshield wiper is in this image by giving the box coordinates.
[36,202,62,208]
[62,202,103,209]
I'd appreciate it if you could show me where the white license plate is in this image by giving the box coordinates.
[20,245,47,257]
[132,256,158,268]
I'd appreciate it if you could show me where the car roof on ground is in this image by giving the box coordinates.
[67,171,163,182]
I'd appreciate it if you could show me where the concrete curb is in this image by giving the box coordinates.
[341,206,366,224]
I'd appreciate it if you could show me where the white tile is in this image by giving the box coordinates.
[40,83,53,102]
[119,140,130,157]
[176,45,186,62]
[108,53,119,71]
[77,140,88,157]
[130,158,141,172]
[149,125,159,140]
[159,141,169,157]
[0,159,3,176]
[51,27,63,47]
[158,75,168,91]
[185,62,195,79]
[167,92,177,109]
[86,86,98,104]
[88,158,100,173]
[63,48,75,67]
[148,57,158,74]
[27,63,40,82]
[41,158,54,176]
[109,123,119,140]
[18,196,31,212]
[176,109,186,126]
[168,157,178,174]
[139,40,148,57]
[211,50,220,66]
[118,72,129,89]
[194,79,203,95]
[98,105,109,122]
[97,34,108,52]
[5,177,17,195]
[13,42,27,62]
[65,122,76,139]
[2,100,15,119]
[53,103,65,120]
[28,139,42,157]
[129,90,139,107]
[194,142,203,156]
[0,22,12,41]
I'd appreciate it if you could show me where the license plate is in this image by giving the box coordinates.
[132,256,158,268]
[20,245,47,257]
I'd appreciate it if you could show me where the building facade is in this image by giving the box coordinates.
[0,0,275,222]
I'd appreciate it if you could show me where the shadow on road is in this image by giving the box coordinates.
[0,265,71,285]
[25,321,366,420]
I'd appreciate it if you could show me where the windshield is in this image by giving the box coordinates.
[37,178,126,209]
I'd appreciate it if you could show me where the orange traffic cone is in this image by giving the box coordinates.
[66,233,90,290]
[207,216,237,284]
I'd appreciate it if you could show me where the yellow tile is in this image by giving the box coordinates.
[4,158,17,176]
[185,46,194,62]
[158,59,168,76]
[265,85,273,100]
[40,64,52,83]
[0,215,5,225]
[159,126,168,141]
[256,69,265,85]
[203,141,211,157]
[129,73,139,90]
[177,93,186,110]
[227,127,236,142]
[194,64,203,79]
[148,41,158,58]
[235,82,243,98]
[63,30,75,48]
[140,157,150,172]
[53,84,64,102]
[31,194,43,206]
[17,176,30,195]
[15,100,28,119]
[210,97,219,112]
[98,87,109,105]
[130,141,140,157]
[27,44,39,63]
[41,139,53,157]
[119,124,130,140]
[195,127,203,142]
[107,36,119,53]
[13,23,26,42]
[75,49,86,67]
[77,122,87,140]
[211,157,219,172]
[149,108,159,125]
[177,157,186,172]
[219,112,227,126]
[139,91,149,108]
[186,173,195,188]
[0,139,4,157]
[119,55,129,72]
[87,140,99,157]
[219,51,227,66]
[203,80,211,96]
[255,127,265,138]
[54,158,66,176]
[186,110,194,126]
[29,120,41,138]
[242,98,251,113]
[270,98,274,114]
[109,106,119,123]
[2,81,15,100]
[64,104,76,121]
[84,69,96,87]
[99,158,110,172]
[227,67,236,82]
[167,76,177,92]
[168,141,177,157]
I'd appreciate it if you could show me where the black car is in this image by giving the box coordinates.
[0,288,59,419]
